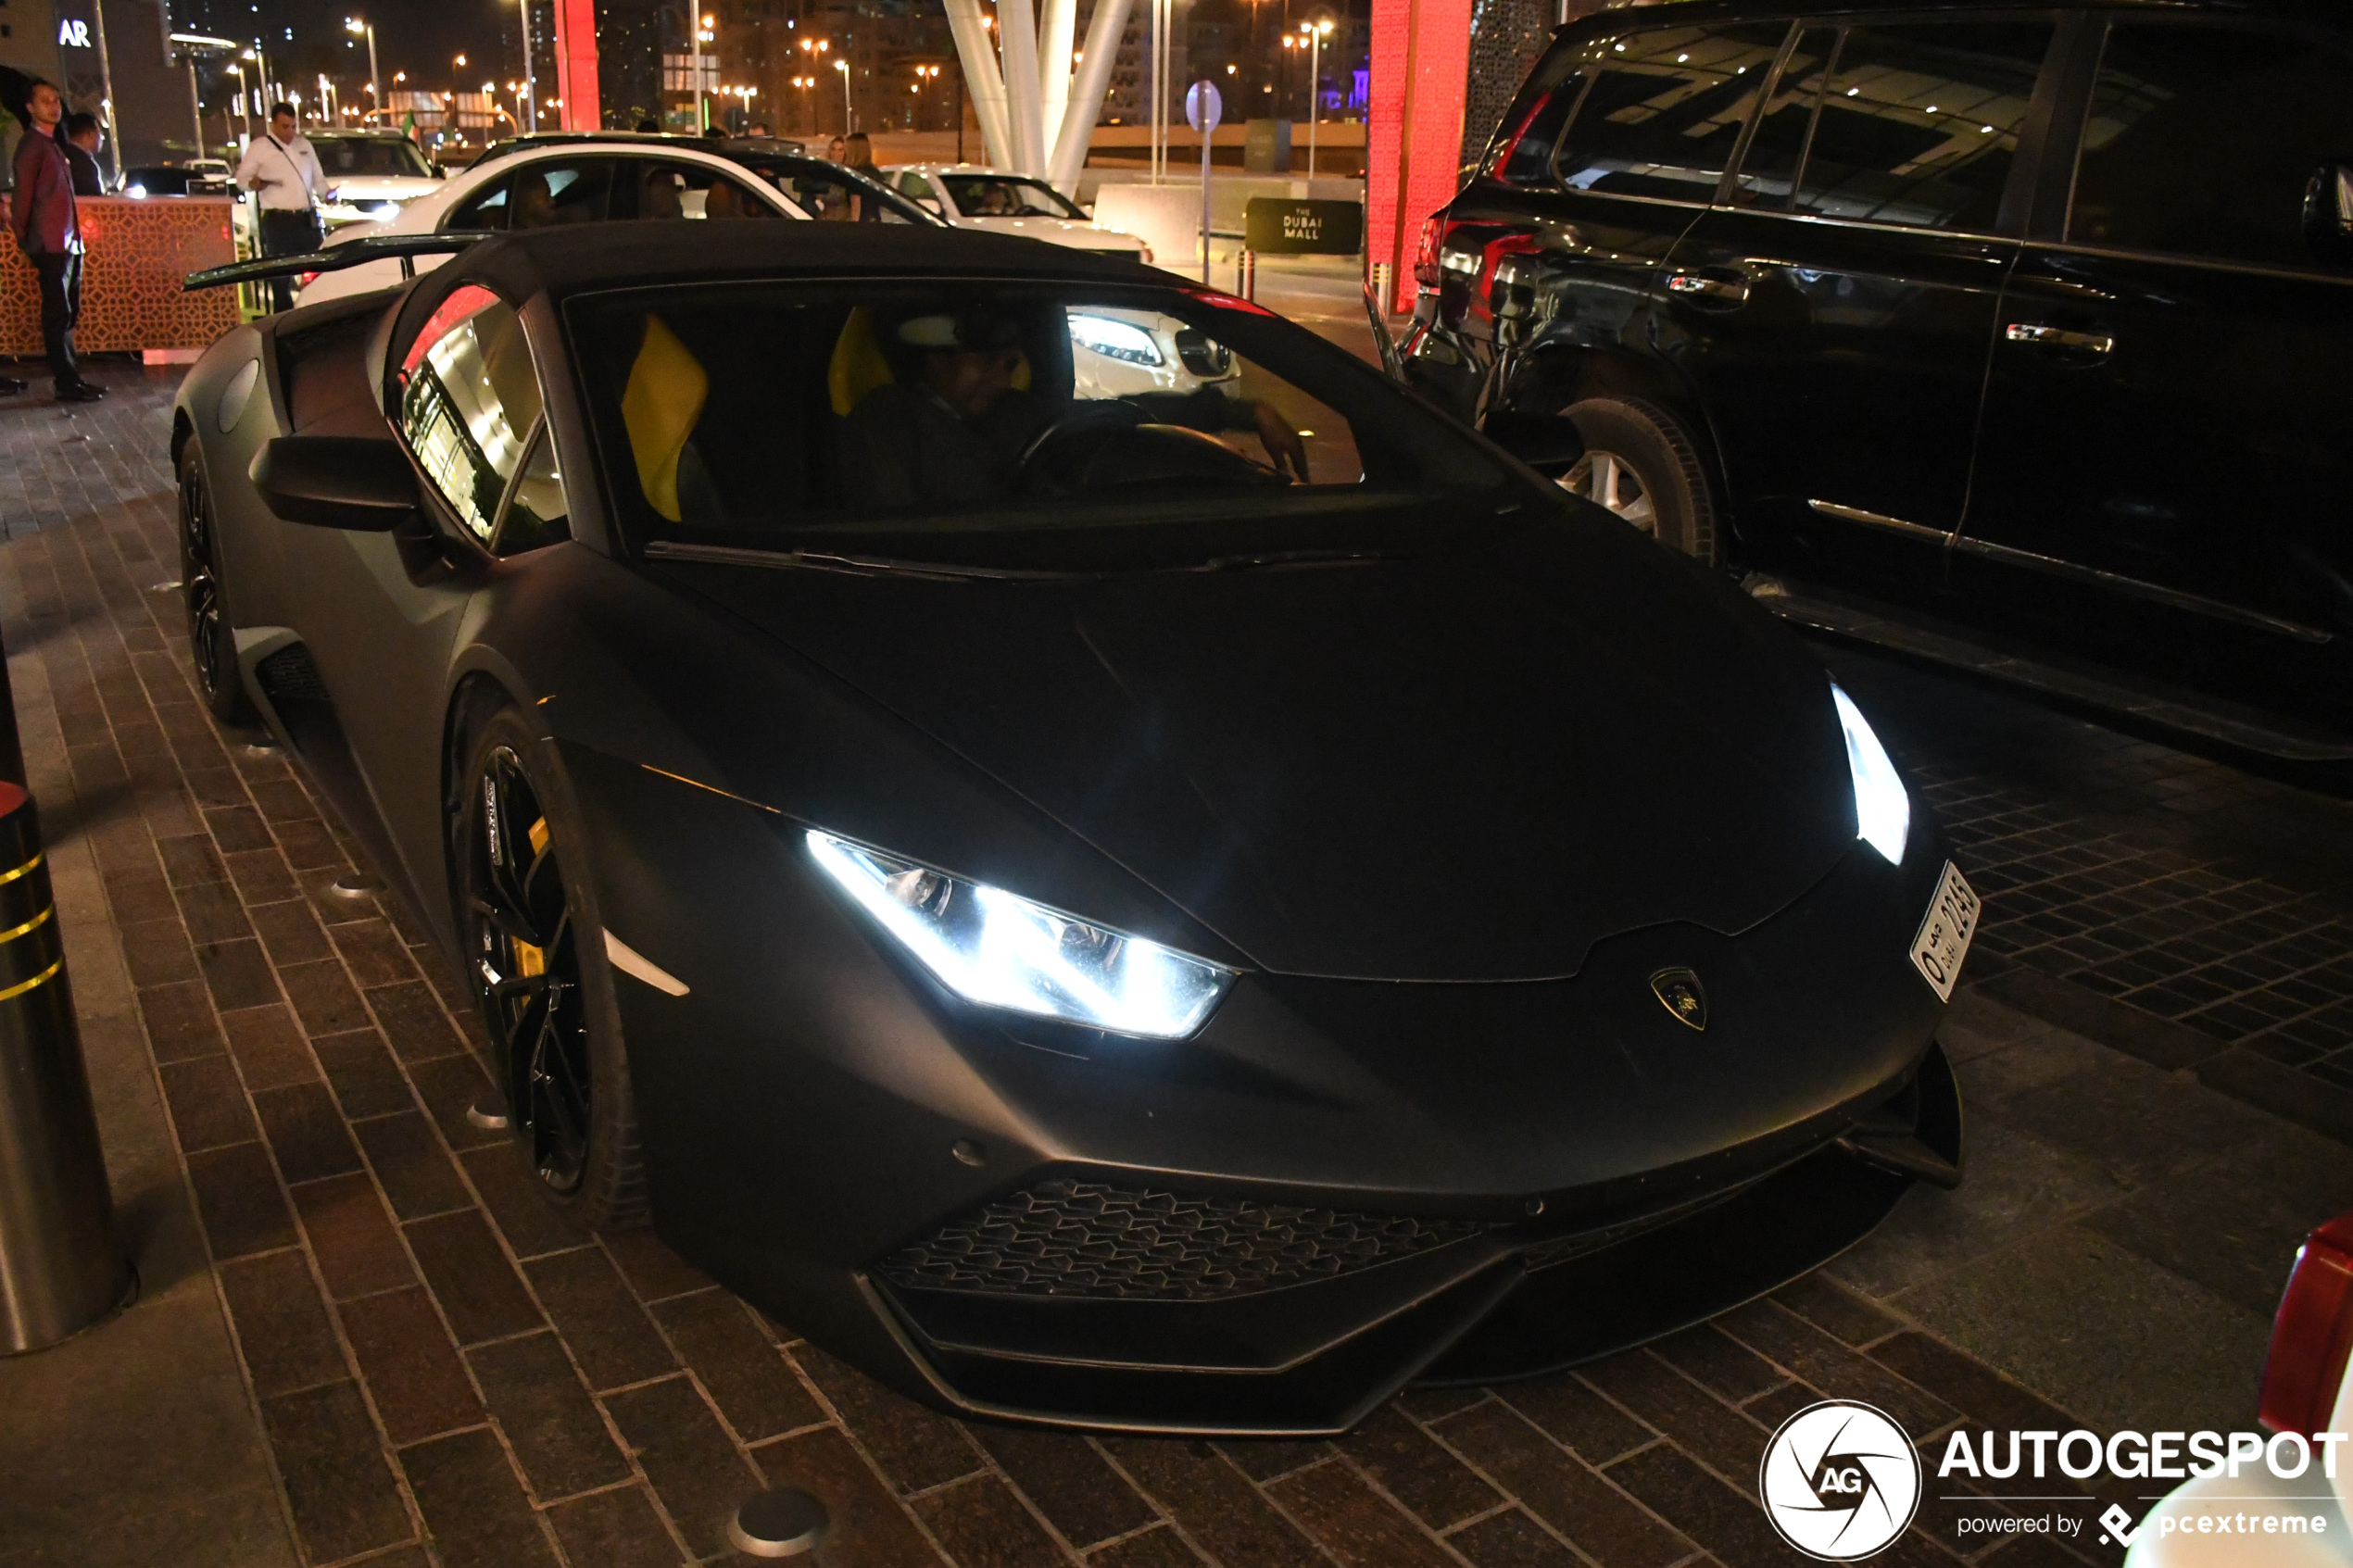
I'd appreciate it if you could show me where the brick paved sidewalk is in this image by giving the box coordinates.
[2,363,2344,1568]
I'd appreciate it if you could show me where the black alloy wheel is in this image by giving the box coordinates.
[177,448,254,722]
[467,744,597,1194]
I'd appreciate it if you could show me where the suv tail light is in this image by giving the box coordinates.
[1413,214,1445,290]
[2259,1211,2353,1437]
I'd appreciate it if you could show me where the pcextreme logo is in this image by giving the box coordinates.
[1758,1400,1923,1561]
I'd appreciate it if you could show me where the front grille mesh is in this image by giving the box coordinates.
[878,1179,1488,1302]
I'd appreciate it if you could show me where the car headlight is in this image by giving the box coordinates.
[1068,313,1164,366]
[807,831,1232,1037]
[1831,682,1908,865]
[369,202,402,220]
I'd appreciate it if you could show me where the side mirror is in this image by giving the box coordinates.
[1480,409,1585,478]
[2304,163,2353,266]
[250,436,421,530]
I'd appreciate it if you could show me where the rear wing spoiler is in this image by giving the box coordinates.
[184,232,494,292]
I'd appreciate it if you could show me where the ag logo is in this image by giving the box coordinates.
[1650,967,1707,1031]
[1758,1400,1921,1561]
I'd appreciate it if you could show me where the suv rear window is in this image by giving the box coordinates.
[1548,22,1791,201]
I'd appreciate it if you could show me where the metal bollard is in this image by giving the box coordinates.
[0,781,128,1353]
[1237,247,1256,301]
[1369,260,1394,316]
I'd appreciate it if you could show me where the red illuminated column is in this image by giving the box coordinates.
[554,0,602,130]
[1365,0,1472,313]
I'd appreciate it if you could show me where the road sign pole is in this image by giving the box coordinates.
[1185,80,1222,285]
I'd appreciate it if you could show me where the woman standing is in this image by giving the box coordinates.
[843,132,883,220]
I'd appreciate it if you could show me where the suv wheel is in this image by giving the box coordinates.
[1558,397,1718,566]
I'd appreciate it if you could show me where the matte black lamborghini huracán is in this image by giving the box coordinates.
[175,222,1969,1435]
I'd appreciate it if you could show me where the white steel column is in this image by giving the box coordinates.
[1046,0,1131,194]
[997,0,1047,175]
[1038,0,1076,165]
[943,0,1013,168]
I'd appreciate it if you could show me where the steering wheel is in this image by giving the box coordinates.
[1015,401,1151,493]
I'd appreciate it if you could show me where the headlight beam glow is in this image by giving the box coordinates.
[1831,683,1909,865]
[807,831,1230,1038]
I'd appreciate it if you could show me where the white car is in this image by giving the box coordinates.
[307,132,447,229]
[2127,1210,2353,1565]
[1066,307,1241,399]
[298,140,809,305]
[884,164,1151,261]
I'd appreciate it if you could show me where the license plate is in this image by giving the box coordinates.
[1909,862,1981,1002]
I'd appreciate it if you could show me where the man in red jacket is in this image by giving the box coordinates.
[10,81,104,402]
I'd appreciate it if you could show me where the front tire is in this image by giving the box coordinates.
[1559,396,1719,566]
[177,445,255,723]
[455,705,648,1227]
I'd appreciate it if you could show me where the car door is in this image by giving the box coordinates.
[1956,13,2353,720]
[1420,16,1786,419]
[1657,14,2058,595]
[293,285,573,909]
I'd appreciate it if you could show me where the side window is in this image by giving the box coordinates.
[897,171,934,199]
[396,287,568,553]
[1551,22,1790,202]
[1733,25,1829,207]
[497,426,571,555]
[447,175,512,231]
[2070,23,2353,270]
[1485,54,1587,187]
[1790,21,2052,231]
[632,161,777,220]
[507,159,614,228]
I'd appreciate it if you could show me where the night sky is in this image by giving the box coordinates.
[192,0,523,102]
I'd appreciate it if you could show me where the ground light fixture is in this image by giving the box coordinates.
[806,831,1233,1037]
[1831,682,1908,865]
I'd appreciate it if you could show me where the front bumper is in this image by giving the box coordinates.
[562,744,1960,1435]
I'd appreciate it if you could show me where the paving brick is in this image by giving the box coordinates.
[338,1286,486,1446]
[601,1226,717,1303]
[1337,1404,1499,1531]
[1086,1527,1208,1567]
[1652,1324,1791,1403]
[467,1329,633,1500]
[219,1249,347,1398]
[1601,1444,1786,1568]
[185,1140,298,1259]
[247,896,334,965]
[604,1375,762,1558]
[1444,1507,1586,1568]
[522,1245,678,1392]
[355,1110,474,1221]
[1103,1438,1328,1568]
[970,1426,1161,1551]
[219,1001,320,1090]
[408,1052,510,1152]
[545,1485,685,1568]
[1431,1401,1690,1568]
[195,935,279,1011]
[458,1144,592,1261]
[652,1287,824,1441]
[405,1210,545,1345]
[253,1079,364,1184]
[119,914,198,985]
[257,1380,413,1564]
[136,977,224,1060]
[1773,1273,1907,1348]
[314,1027,417,1120]
[1577,1352,1772,1487]
[1265,1457,1458,1568]
[292,1171,416,1299]
[1717,1302,1957,1437]
[158,1052,258,1151]
[175,876,251,944]
[793,1341,982,1494]
[1488,1369,1656,1464]
[752,1424,951,1566]
[276,955,372,1037]
[401,1425,561,1568]
[913,1474,1072,1567]
[369,978,467,1063]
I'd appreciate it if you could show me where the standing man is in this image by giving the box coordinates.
[233,102,323,311]
[9,81,102,402]
[59,113,106,196]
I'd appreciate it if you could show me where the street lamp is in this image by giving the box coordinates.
[689,10,715,132]
[835,56,851,135]
[1299,18,1332,179]
[509,0,538,136]
[345,17,378,123]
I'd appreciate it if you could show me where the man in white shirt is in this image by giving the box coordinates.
[233,102,323,310]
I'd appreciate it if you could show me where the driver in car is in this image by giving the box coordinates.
[838,304,1308,512]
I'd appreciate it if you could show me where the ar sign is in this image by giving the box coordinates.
[58,18,94,46]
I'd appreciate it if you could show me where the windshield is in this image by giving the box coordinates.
[940,175,1085,219]
[310,136,434,179]
[568,280,1505,557]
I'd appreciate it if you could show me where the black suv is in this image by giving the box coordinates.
[1413,0,2353,759]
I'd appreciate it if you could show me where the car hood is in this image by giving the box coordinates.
[655,512,1860,982]
[951,214,1142,251]
[322,176,439,200]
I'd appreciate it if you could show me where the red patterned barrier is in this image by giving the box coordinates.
[0,195,239,356]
